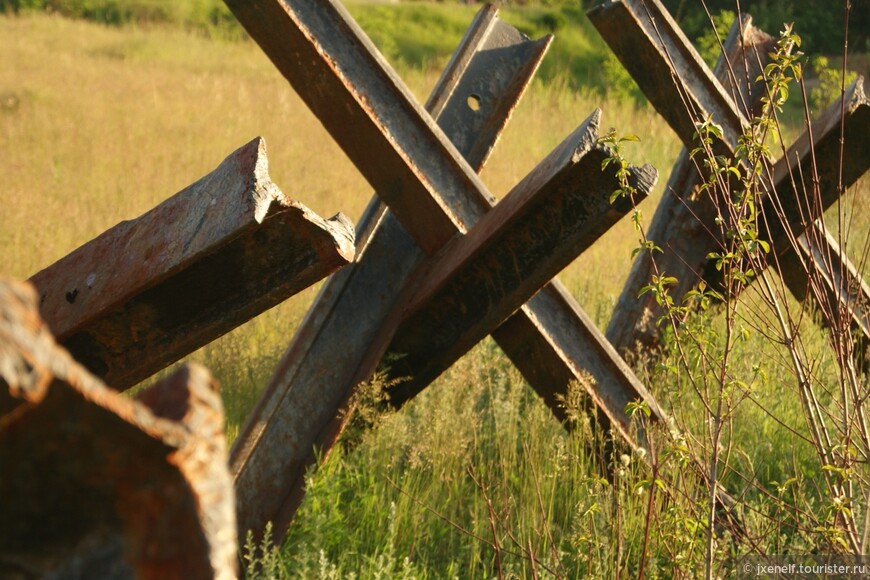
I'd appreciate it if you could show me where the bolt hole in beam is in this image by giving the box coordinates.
[466,93,482,112]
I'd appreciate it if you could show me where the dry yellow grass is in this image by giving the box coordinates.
[0,14,372,277]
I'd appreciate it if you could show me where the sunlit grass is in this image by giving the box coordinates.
[0,14,371,278]
[3,9,869,577]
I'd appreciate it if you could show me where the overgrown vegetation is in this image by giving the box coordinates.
[661,0,869,54]
[588,15,870,578]
[2,1,869,578]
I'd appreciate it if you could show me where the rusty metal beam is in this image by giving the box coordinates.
[695,80,870,345]
[595,0,870,355]
[777,221,870,350]
[375,111,657,415]
[604,12,776,352]
[763,79,870,254]
[0,278,236,579]
[587,0,746,156]
[498,279,665,427]
[231,7,556,542]
[761,79,870,339]
[223,0,497,254]
[229,3,670,543]
[28,137,354,390]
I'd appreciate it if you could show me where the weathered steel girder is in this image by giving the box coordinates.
[764,79,870,252]
[778,222,870,350]
[593,0,870,355]
[371,111,657,409]
[0,278,236,579]
[587,0,746,156]
[28,137,354,391]
[762,79,870,338]
[700,79,870,349]
[223,0,495,254]
[226,2,665,543]
[228,5,553,542]
[602,10,777,351]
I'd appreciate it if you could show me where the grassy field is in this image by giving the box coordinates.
[2,5,869,578]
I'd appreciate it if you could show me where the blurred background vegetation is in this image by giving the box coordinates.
[1,0,865,111]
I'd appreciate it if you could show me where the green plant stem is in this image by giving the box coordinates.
[637,437,658,580]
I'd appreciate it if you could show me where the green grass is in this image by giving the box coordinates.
[347,1,615,94]
[2,6,869,578]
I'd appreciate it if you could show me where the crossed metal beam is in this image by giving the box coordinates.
[215,0,869,546]
[592,0,870,356]
[224,0,664,543]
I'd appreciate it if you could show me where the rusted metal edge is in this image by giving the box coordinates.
[713,14,774,120]
[765,78,869,242]
[230,7,552,543]
[303,114,659,509]
[587,0,746,154]
[375,112,658,435]
[424,4,553,174]
[600,7,870,360]
[499,279,667,438]
[223,0,502,253]
[759,78,870,342]
[699,79,869,306]
[0,278,236,579]
[590,0,859,535]
[29,137,354,390]
[232,1,675,544]
[778,222,870,348]
[605,14,776,353]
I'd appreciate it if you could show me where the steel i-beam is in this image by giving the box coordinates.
[0,278,236,579]
[28,138,354,390]
[762,79,870,328]
[592,0,870,355]
[602,10,776,351]
[223,0,497,253]
[365,111,657,413]
[778,221,870,349]
[228,5,553,542]
[588,0,746,156]
[226,2,666,543]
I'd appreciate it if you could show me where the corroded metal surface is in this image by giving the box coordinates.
[229,2,669,544]
[764,79,869,252]
[0,278,236,579]
[762,79,870,340]
[778,221,870,349]
[588,0,746,154]
[29,137,354,390]
[598,1,870,354]
[698,79,870,341]
[375,111,658,418]
[230,6,554,542]
[604,13,776,352]
[224,0,497,254]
